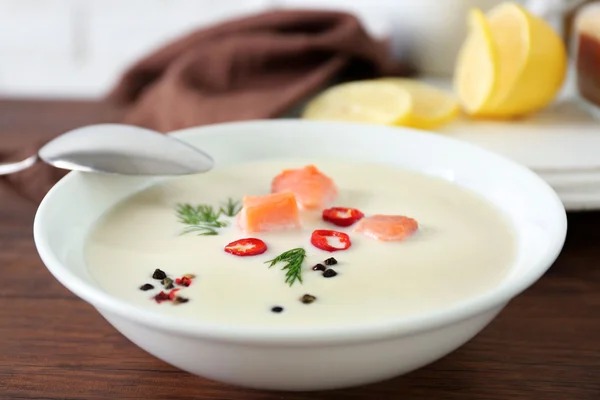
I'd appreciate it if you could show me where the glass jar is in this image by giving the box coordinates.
[574,2,600,111]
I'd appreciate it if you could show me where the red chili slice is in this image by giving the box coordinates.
[311,229,351,252]
[175,277,192,287]
[167,288,181,300]
[224,238,268,256]
[154,289,180,303]
[153,291,170,304]
[322,207,365,227]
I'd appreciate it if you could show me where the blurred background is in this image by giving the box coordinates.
[0,0,589,99]
[0,0,272,98]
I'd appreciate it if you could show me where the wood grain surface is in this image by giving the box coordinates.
[0,100,598,400]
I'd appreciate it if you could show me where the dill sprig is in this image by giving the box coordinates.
[175,197,241,235]
[175,203,229,236]
[264,248,307,287]
[219,198,242,217]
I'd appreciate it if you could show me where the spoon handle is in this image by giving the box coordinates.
[0,155,38,175]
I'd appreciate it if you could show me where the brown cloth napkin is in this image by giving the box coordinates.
[1,9,410,203]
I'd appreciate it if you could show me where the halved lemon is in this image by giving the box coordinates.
[483,2,567,116]
[453,8,500,116]
[380,78,461,129]
[302,80,413,125]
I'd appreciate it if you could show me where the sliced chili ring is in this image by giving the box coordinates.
[224,238,268,256]
[175,276,193,287]
[168,288,181,300]
[322,207,365,227]
[311,229,351,252]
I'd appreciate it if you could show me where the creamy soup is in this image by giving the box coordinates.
[85,158,516,328]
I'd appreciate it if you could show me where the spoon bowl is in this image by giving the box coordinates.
[0,124,214,176]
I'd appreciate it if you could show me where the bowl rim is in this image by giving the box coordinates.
[33,119,568,345]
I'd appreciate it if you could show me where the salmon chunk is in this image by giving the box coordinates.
[237,192,301,233]
[354,215,418,242]
[271,165,338,210]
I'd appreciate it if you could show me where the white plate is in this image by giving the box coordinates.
[530,171,600,211]
[441,98,600,171]
[556,190,600,211]
[551,182,600,211]
[538,169,600,190]
[431,71,600,170]
[419,74,600,211]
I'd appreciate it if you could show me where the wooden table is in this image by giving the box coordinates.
[1,100,598,400]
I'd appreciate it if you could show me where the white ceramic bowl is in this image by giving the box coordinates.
[34,120,567,391]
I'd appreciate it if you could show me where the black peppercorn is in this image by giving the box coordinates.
[324,257,337,266]
[271,306,284,313]
[323,269,337,278]
[312,263,326,271]
[174,296,189,304]
[300,294,317,304]
[152,269,167,280]
[139,283,154,291]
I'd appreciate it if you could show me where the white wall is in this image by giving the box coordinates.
[0,0,273,98]
[0,0,404,99]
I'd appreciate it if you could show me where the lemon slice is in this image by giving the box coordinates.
[484,2,567,116]
[454,9,499,115]
[380,78,460,129]
[302,81,413,125]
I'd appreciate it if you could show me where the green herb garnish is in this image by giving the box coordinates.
[265,248,307,287]
[175,198,241,236]
[175,203,228,236]
[220,198,242,217]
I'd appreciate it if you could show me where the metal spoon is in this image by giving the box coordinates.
[0,123,214,176]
